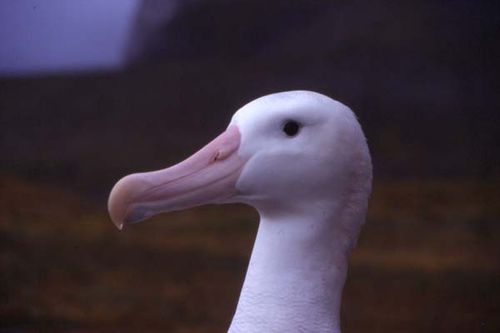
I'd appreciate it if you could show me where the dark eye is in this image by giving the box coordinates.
[282,120,301,137]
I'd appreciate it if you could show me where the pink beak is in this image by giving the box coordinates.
[108,125,246,230]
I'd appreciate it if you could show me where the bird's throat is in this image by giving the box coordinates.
[228,213,349,333]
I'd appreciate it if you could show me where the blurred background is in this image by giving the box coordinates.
[1,0,499,332]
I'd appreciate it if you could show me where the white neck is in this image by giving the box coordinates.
[228,205,354,333]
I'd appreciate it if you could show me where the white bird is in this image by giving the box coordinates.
[108,90,372,333]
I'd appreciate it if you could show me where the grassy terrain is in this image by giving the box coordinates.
[1,174,499,332]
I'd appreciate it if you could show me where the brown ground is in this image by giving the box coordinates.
[1,175,499,332]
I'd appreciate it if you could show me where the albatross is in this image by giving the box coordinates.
[108,90,372,333]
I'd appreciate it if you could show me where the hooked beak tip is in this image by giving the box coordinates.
[114,221,124,231]
[108,205,124,231]
[108,176,151,230]
[109,207,125,230]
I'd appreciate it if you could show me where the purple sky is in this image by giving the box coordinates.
[0,0,138,75]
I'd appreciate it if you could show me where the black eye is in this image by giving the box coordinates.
[282,120,301,137]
